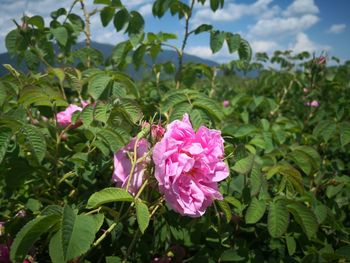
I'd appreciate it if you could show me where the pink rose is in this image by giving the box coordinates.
[153,113,229,217]
[223,100,230,108]
[113,138,150,195]
[316,56,326,65]
[306,100,320,107]
[151,124,165,142]
[56,104,83,127]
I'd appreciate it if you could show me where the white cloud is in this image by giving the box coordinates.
[250,40,279,53]
[192,0,274,25]
[138,3,153,17]
[289,32,330,53]
[249,14,319,37]
[327,24,346,34]
[283,0,319,17]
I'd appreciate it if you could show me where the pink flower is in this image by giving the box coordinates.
[113,138,150,195]
[56,101,91,127]
[223,100,230,108]
[303,88,309,93]
[306,100,320,107]
[56,104,83,127]
[153,114,229,217]
[151,124,165,142]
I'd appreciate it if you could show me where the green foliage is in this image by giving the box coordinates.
[1,1,349,262]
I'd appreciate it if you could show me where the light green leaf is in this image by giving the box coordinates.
[61,206,102,261]
[245,197,266,224]
[232,154,254,174]
[87,187,133,209]
[51,27,68,46]
[286,236,296,256]
[135,200,150,234]
[88,73,112,100]
[217,200,232,223]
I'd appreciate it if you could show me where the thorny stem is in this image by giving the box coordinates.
[270,79,295,117]
[176,0,196,89]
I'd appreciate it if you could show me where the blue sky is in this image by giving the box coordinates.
[0,0,349,63]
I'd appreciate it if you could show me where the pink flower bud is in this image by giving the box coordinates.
[303,88,309,93]
[305,100,320,107]
[151,124,165,142]
[316,56,326,65]
[223,100,230,108]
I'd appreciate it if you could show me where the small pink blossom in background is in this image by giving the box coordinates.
[223,100,230,108]
[56,101,91,127]
[113,138,150,195]
[306,100,320,107]
[57,104,83,127]
[151,124,165,142]
[153,113,229,217]
[316,56,326,65]
[303,88,309,93]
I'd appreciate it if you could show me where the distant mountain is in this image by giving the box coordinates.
[0,42,219,78]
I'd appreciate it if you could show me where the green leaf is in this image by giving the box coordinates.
[5,29,26,54]
[192,96,223,121]
[100,6,115,27]
[20,125,47,164]
[245,197,266,224]
[98,128,128,152]
[49,230,64,263]
[10,215,59,262]
[250,164,263,196]
[87,187,133,209]
[0,127,12,164]
[339,122,350,147]
[51,27,68,46]
[288,150,313,175]
[221,249,247,262]
[132,44,146,70]
[194,24,213,34]
[287,202,318,239]
[286,236,296,256]
[61,206,103,261]
[217,200,232,223]
[313,120,336,142]
[268,199,289,238]
[127,11,145,47]
[232,154,254,174]
[88,73,112,99]
[210,0,220,11]
[225,33,241,53]
[238,38,252,61]
[81,104,94,127]
[210,30,225,53]
[336,245,350,260]
[114,8,129,31]
[135,200,150,234]
[27,15,45,29]
[266,163,304,194]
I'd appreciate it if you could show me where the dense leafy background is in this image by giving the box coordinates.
[0,0,349,262]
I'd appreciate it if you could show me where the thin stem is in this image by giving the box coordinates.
[176,0,196,88]
[125,138,140,192]
[79,0,91,67]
